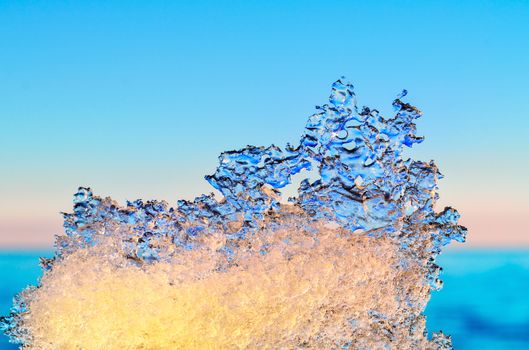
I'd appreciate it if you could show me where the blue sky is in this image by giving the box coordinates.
[0,0,528,246]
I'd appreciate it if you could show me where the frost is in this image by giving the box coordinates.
[1,79,466,349]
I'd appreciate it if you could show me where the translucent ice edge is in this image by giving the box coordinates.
[1,79,466,349]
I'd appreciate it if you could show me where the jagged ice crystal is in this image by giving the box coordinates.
[1,79,466,349]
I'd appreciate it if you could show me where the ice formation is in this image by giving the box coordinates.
[1,79,466,349]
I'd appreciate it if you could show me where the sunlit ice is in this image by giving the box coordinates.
[1,79,466,349]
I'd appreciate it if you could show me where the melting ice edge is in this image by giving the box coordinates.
[1,79,467,350]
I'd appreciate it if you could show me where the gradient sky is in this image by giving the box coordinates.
[1,0,528,247]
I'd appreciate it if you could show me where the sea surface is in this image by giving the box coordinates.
[1,249,528,349]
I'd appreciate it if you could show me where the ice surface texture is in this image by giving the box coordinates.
[1,79,466,349]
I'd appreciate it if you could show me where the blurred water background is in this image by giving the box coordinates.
[1,249,528,350]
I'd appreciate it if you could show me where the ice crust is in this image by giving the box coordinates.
[1,79,466,349]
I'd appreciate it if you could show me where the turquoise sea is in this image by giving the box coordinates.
[1,249,528,349]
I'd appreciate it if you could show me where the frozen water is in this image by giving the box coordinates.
[1,79,466,349]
